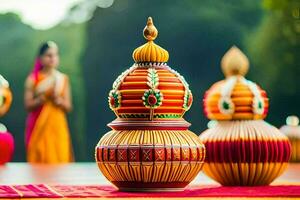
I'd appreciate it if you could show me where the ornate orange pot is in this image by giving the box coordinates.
[0,75,14,164]
[95,17,205,191]
[0,75,12,117]
[199,46,291,186]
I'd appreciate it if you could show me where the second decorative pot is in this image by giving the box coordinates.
[199,46,291,186]
[280,116,300,162]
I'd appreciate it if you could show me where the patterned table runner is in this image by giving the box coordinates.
[0,184,300,198]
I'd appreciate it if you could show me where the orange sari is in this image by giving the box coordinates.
[25,70,73,163]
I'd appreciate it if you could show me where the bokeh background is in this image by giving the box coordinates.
[0,0,299,161]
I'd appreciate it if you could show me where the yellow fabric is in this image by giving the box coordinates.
[27,73,73,163]
[27,101,73,163]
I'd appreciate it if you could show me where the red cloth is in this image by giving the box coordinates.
[13,184,62,198]
[0,185,19,198]
[0,184,300,198]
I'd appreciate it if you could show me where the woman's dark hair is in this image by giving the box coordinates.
[38,41,58,57]
[32,41,58,82]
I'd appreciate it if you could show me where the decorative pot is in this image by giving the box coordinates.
[0,75,12,117]
[95,17,205,192]
[280,116,300,162]
[0,75,14,164]
[199,46,291,186]
[0,124,14,164]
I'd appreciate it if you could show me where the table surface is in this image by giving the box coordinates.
[0,162,299,185]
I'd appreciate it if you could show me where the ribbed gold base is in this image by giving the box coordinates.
[96,129,206,191]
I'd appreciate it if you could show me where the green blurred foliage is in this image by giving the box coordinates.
[0,13,86,161]
[2,0,298,161]
[246,0,300,126]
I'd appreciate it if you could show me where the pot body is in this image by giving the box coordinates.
[200,120,291,186]
[280,125,300,162]
[95,120,205,191]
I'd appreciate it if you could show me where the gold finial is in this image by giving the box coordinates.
[143,17,158,41]
[132,17,168,63]
[221,46,249,77]
[286,115,299,126]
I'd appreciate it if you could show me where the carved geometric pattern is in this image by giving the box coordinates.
[172,147,181,161]
[181,147,190,161]
[190,148,198,161]
[96,146,205,163]
[117,149,127,162]
[108,148,116,161]
[129,148,139,162]
[103,148,108,161]
[154,148,165,161]
[142,148,153,161]
[166,148,172,161]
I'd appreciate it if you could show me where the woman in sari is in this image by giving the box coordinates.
[24,41,73,163]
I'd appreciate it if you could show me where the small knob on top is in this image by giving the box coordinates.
[286,115,299,126]
[143,17,158,41]
[221,46,249,77]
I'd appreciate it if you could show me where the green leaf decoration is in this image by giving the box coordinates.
[147,68,159,89]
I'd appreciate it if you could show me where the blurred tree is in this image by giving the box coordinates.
[246,0,300,126]
[0,13,86,161]
[83,0,263,158]
[0,13,35,160]
[0,0,268,161]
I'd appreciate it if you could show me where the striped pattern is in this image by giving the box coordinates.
[203,162,289,186]
[200,120,291,186]
[96,129,205,191]
[289,139,300,162]
[112,64,191,119]
[203,78,268,120]
[132,41,169,63]
[204,140,291,163]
